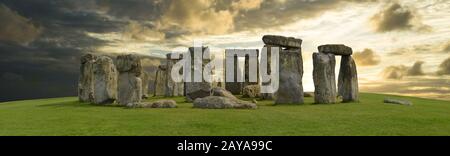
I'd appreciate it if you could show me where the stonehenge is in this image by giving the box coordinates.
[77,35,359,108]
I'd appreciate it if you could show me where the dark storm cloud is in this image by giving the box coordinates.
[0,4,41,44]
[370,2,431,33]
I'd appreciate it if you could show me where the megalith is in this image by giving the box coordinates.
[262,35,304,104]
[165,53,184,97]
[225,54,243,94]
[116,54,143,106]
[153,65,167,96]
[313,52,336,104]
[140,71,150,99]
[92,56,117,104]
[338,55,359,102]
[78,53,96,102]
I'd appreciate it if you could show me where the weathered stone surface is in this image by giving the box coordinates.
[186,84,211,102]
[141,71,150,99]
[384,98,412,106]
[165,53,184,97]
[193,96,257,109]
[313,53,337,104]
[211,87,237,100]
[78,53,96,102]
[318,44,352,56]
[153,65,167,96]
[93,56,117,104]
[338,55,359,102]
[242,85,260,98]
[116,54,143,105]
[275,48,304,104]
[118,73,142,105]
[259,45,278,100]
[262,35,302,48]
[116,54,142,76]
[128,99,177,108]
[225,53,243,95]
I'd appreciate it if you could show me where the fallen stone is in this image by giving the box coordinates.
[193,96,257,109]
[93,56,117,104]
[186,84,211,102]
[211,87,237,100]
[127,100,177,108]
[262,35,302,48]
[338,55,359,102]
[318,44,353,56]
[384,98,412,106]
[78,53,97,102]
[275,48,304,104]
[313,52,337,104]
[242,85,260,98]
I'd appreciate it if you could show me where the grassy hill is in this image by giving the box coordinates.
[0,93,449,136]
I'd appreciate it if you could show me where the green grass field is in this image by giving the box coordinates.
[0,93,449,136]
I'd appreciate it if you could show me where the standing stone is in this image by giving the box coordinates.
[153,65,167,96]
[165,53,184,97]
[313,52,337,104]
[92,56,118,104]
[116,54,142,106]
[225,54,243,94]
[140,71,150,99]
[260,45,278,100]
[338,55,359,102]
[244,50,260,88]
[275,48,304,104]
[78,53,96,102]
[185,47,212,101]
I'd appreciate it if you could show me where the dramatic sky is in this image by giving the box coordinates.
[0,0,449,101]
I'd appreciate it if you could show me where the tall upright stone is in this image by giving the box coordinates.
[153,65,167,96]
[338,55,359,102]
[165,53,184,97]
[260,45,277,100]
[225,54,243,94]
[275,48,304,104]
[244,49,260,88]
[313,52,336,104]
[185,47,212,101]
[116,54,142,106]
[140,71,150,99]
[262,35,304,104]
[92,56,117,104]
[78,53,96,102]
